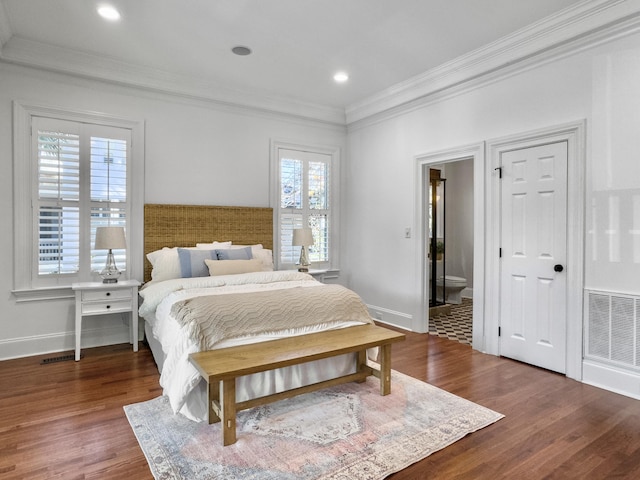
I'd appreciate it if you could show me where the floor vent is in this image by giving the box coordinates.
[585,289,639,370]
[40,354,80,364]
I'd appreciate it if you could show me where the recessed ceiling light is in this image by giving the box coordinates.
[333,72,349,83]
[97,5,121,21]
[232,46,252,56]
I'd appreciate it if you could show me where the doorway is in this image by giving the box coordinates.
[427,160,475,346]
[413,142,485,350]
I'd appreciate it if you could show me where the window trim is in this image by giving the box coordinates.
[12,101,145,300]
[270,139,340,271]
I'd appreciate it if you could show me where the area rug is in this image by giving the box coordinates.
[124,368,503,479]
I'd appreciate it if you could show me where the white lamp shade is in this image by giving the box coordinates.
[292,228,314,246]
[95,226,126,250]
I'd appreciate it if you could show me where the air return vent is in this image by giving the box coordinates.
[40,354,79,364]
[585,290,639,370]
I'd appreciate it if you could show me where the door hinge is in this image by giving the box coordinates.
[498,326,501,337]
[499,247,502,258]
[494,166,502,179]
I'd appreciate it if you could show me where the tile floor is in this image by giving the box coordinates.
[428,297,473,346]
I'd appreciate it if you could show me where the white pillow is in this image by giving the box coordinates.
[205,258,264,276]
[147,247,182,281]
[194,241,232,250]
[197,243,262,251]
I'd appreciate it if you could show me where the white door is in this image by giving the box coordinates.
[499,141,568,373]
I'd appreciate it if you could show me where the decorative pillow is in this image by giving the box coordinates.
[205,258,263,276]
[147,247,182,282]
[147,242,232,281]
[253,249,274,271]
[177,248,218,278]
[215,246,253,260]
[195,243,272,270]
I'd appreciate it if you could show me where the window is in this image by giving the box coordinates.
[35,117,129,278]
[13,103,144,297]
[272,144,339,270]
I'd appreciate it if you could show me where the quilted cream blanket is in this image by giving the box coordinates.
[170,284,374,350]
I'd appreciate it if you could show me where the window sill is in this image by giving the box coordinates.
[12,286,74,303]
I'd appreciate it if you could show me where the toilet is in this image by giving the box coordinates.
[435,275,467,305]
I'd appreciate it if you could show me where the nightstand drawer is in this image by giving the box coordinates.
[81,300,132,315]
[82,289,132,302]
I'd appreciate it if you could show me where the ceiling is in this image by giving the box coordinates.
[0,0,586,114]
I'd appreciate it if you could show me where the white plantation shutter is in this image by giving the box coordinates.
[309,213,328,261]
[35,119,81,275]
[37,206,80,274]
[307,159,329,262]
[89,135,128,273]
[278,149,331,268]
[32,117,131,284]
[280,212,304,264]
[37,127,80,201]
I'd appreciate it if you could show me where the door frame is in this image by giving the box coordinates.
[413,142,485,348]
[486,120,586,381]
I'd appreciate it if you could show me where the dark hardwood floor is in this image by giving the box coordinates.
[1,330,640,479]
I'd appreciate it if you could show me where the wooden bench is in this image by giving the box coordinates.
[189,323,406,446]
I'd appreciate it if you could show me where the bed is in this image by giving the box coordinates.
[139,204,376,422]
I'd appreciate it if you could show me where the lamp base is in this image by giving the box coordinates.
[100,250,121,284]
[297,246,311,274]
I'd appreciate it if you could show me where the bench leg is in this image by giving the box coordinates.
[379,344,392,395]
[356,349,367,383]
[221,378,237,446]
[208,381,221,425]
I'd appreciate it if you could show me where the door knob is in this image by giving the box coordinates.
[554,264,564,273]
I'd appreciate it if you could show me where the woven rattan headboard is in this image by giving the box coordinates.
[143,204,273,282]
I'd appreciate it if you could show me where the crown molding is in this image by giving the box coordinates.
[3,0,639,129]
[346,0,640,125]
[0,35,346,127]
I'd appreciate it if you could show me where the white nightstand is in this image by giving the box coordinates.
[72,280,141,361]
[308,269,341,284]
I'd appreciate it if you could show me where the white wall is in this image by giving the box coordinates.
[0,62,346,359]
[344,31,640,397]
[345,48,590,329]
[588,44,640,292]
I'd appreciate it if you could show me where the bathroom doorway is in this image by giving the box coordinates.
[414,142,484,348]
[426,159,474,345]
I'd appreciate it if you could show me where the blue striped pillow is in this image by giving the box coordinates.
[177,248,218,277]
[215,247,253,260]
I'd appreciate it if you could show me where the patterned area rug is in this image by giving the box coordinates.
[125,368,503,479]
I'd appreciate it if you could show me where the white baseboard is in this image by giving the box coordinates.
[366,305,413,331]
[582,360,640,401]
[0,324,132,361]
[462,287,473,299]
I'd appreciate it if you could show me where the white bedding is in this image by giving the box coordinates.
[139,270,373,421]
